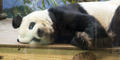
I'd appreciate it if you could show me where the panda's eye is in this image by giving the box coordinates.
[29,22,36,30]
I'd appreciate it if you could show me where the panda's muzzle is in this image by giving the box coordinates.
[17,39,30,44]
[17,37,41,44]
[37,29,44,37]
[32,37,41,42]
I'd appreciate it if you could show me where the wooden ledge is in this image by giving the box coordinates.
[0,44,80,50]
[0,44,120,51]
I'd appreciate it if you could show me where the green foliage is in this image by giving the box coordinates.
[62,0,67,5]
[22,0,78,12]
[3,5,32,18]
[46,0,50,5]
[38,0,77,10]
[39,0,58,10]
[24,0,31,4]
[42,0,45,9]
[51,0,58,6]
[3,0,79,18]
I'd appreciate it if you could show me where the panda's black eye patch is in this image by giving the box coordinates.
[29,22,36,30]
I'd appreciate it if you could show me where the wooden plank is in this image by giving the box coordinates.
[0,44,80,50]
[0,43,120,52]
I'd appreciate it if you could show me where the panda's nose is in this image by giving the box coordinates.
[17,39,20,42]
[37,29,44,37]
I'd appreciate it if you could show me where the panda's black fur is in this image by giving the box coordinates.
[48,3,112,49]
[48,3,88,43]
[108,5,120,46]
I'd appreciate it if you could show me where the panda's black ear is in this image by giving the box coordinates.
[12,15,22,29]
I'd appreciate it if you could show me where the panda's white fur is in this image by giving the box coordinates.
[80,0,120,30]
[14,0,120,46]
[18,10,54,45]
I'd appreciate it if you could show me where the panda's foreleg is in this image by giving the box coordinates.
[71,32,93,50]
[85,17,113,49]
[70,14,112,49]
[80,32,94,49]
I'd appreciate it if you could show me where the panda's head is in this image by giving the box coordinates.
[12,10,54,45]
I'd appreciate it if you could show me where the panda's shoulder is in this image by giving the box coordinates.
[48,3,88,14]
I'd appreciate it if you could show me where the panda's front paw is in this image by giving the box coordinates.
[71,32,94,50]
[71,36,89,50]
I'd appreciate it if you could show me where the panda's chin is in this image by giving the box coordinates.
[28,40,52,46]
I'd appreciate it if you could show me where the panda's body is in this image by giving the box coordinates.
[80,1,119,30]
[109,5,120,46]
[12,0,120,49]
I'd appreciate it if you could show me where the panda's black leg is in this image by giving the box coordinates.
[71,32,93,50]
[108,6,120,46]
[70,13,112,49]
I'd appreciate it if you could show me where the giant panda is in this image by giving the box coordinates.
[12,0,120,50]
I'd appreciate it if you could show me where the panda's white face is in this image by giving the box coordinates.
[17,10,54,45]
